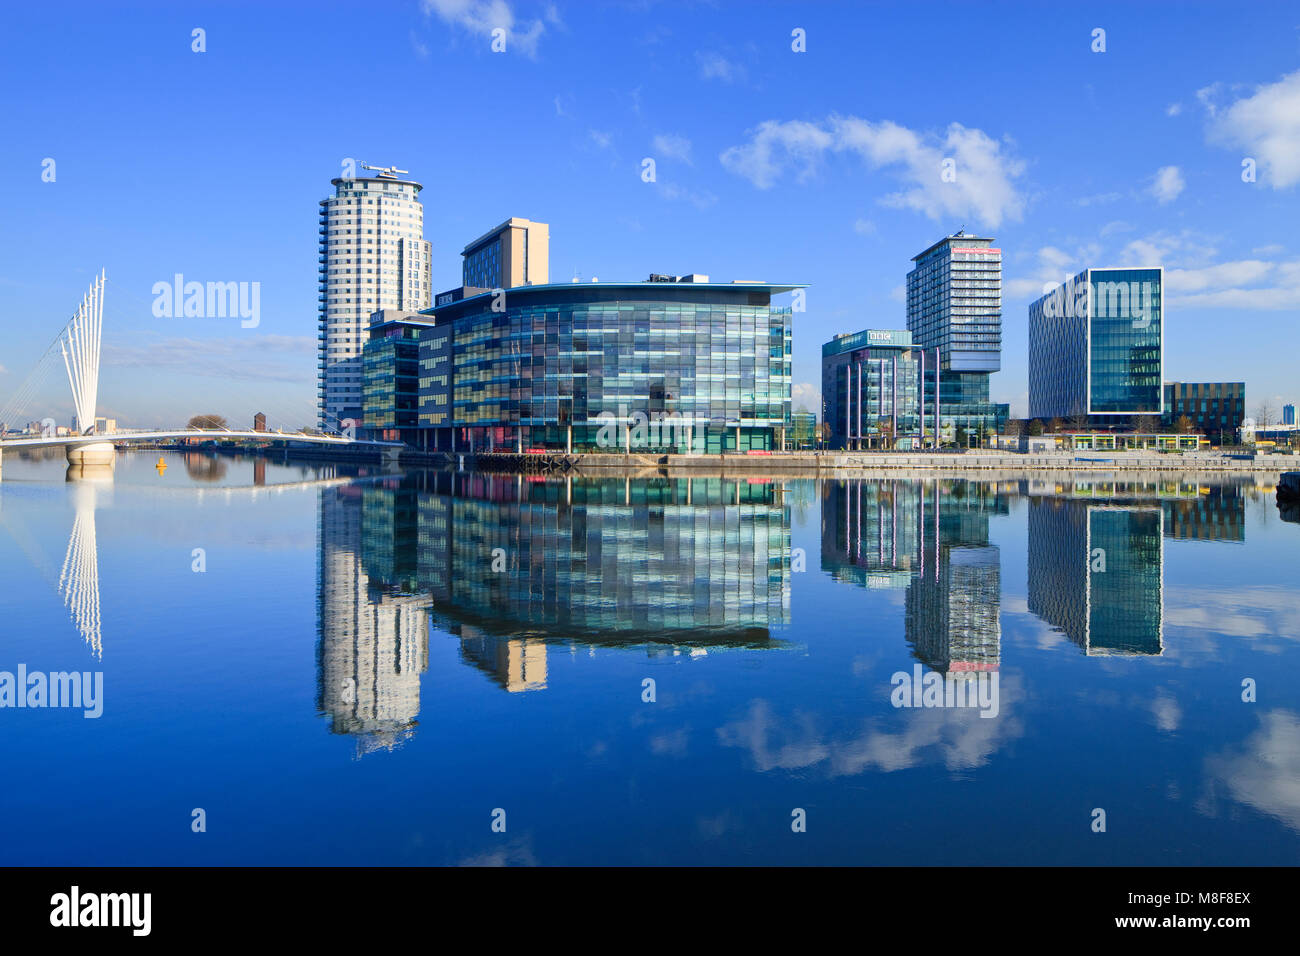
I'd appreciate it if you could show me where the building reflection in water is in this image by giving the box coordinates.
[316,474,793,751]
[821,478,1008,674]
[317,485,431,757]
[821,476,1249,668]
[1024,478,1247,656]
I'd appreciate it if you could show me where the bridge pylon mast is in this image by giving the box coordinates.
[59,270,105,435]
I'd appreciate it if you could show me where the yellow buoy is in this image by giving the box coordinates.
[156,456,167,473]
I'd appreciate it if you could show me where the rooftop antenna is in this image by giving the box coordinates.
[360,164,409,179]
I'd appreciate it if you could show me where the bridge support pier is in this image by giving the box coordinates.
[66,442,115,467]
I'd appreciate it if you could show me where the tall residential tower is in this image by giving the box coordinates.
[318,166,431,430]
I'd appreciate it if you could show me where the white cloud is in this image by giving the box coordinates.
[1115,230,1218,268]
[1076,191,1124,207]
[1150,165,1185,204]
[718,119,833,189]
[1204,710,1300,831]
[717,687,1025,777]
[1166,102,1183,117]
[697,51,744,83]
[651,133,693,164]
[1204,69,1300,187]
[409,30,430,59]
[1151,692,1181,732]
[1005,243,1098,299]
[720,116,1027,228]
[1196,82,1224,117]
[588,129,613,150]
[792,382,820,412]
[1008,229,1294,307]
[421,0,546,58]
[888,284,905,303]
[1164,260,1272,294]
[853,218,876,235]
[658,182,716,209]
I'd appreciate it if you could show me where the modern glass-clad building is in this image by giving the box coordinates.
[904,234,1009,441]
[1028,268,1164,422]
[361,311,433,443]
[906,233,1002,373]
[821,327,1006,448]
[1163,381,1245,441]
[410,280,798,453]
[822,329,924,449]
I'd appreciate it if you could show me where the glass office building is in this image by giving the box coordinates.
[822,329,924,449]
[821,327,1006,449]
[410,280,798,453]
[361,311,434,444]
[905,234,1009,441]
[1028,268,1164,422]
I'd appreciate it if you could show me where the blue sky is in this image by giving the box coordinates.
[2,0,1298,427]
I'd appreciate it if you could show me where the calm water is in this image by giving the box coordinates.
[1,450,1297,865]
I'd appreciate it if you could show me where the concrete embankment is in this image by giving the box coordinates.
[399,448,1293,478]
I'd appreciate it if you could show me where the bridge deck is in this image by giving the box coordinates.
[0,430,404,449]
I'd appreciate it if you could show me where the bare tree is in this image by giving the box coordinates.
[187,414,228,430]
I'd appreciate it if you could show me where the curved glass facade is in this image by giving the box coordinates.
[414,283,797,453]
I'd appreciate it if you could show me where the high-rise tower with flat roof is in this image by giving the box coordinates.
[461,217,549,290]
[904,232,1007,442]
[318,167,431,429]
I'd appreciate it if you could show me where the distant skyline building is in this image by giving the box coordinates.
[318,167,432,430]
[1028,267,1163,424]
[905,233,1008,439]
[461,217,549,290]
[1285,404,1296,426]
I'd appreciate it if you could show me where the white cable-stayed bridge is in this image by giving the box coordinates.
[0,271,402,477]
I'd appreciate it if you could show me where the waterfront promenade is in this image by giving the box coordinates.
[421,448,1294,477]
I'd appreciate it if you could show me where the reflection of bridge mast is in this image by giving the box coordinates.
[57,480,104,658]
